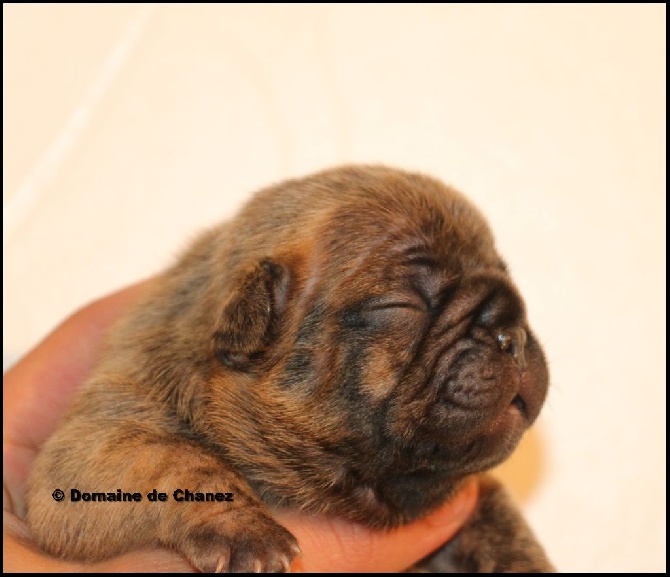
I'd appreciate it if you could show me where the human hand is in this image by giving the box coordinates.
[3,280,478,572]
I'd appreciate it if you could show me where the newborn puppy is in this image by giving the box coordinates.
[27,165,553,572]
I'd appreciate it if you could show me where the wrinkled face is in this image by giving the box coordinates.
[211,183,549,522]
[321,266,547,474]
[279,201,549,482]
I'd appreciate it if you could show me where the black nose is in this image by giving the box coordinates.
[497,327,527,369]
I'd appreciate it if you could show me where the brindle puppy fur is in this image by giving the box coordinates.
[27,165,553,572]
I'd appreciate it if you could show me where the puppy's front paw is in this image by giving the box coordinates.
[180,509,300,573]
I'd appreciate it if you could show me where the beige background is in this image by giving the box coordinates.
[3,4,665,572]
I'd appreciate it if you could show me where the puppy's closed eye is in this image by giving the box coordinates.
[340,298,426,331]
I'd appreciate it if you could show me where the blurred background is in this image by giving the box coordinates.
[3,4,665,572]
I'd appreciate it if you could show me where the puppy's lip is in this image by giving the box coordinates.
[486,386,537,437]
[510,394,528,419]
[481,397,528,444]
[515,368,547,425]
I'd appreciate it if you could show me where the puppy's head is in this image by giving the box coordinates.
[206,166,549,524]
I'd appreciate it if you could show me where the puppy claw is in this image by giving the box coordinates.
[279,554,291,572]
[215,554,228,573]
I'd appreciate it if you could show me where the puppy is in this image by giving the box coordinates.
[27,165,553,572]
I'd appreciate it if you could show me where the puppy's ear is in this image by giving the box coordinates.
[212,259,288,370]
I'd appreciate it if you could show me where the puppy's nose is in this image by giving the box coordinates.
[497,327,527,369]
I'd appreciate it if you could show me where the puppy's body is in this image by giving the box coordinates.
[27,166,553,572]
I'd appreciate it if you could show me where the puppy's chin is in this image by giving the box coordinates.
[415,412,525,478]
[465,402,531,471]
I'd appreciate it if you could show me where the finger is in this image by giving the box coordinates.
[3,280,154,514]
[276,476,479,572]
[93,547,194,572]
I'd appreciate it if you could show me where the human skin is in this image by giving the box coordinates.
[3,280,478,572]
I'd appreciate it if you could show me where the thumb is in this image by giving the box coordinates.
[276,476,479,572]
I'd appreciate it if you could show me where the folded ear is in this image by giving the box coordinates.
[212,259,288,370]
